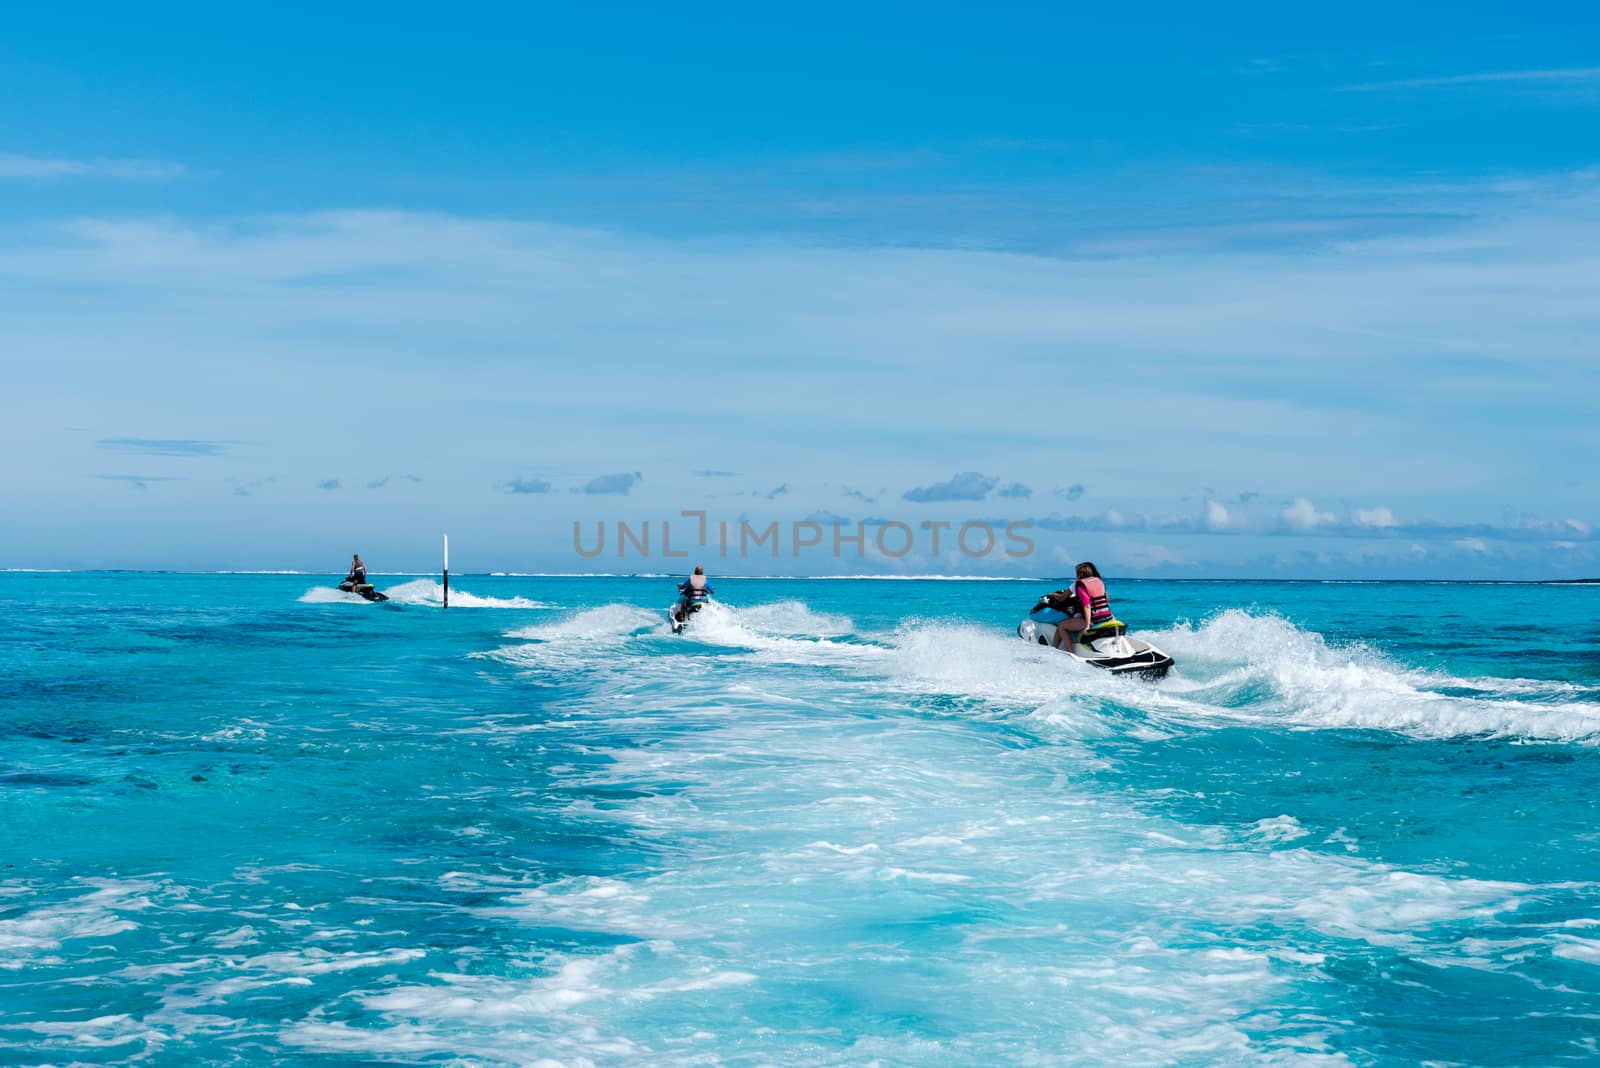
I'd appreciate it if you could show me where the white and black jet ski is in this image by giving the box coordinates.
[338,579,388,602]
[667,600,703,634]
[1016,617,1173,679]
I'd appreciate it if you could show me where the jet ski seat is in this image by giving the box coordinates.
[1082,620,1127,640]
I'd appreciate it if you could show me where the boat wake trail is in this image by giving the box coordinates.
[1149,609,1600,744]
[855,608,1600,746]
[298,579,553,608]
[358,592,1600,1064]
[486,598,1600,746]
[296,586,372,604]
[382,578,554,608]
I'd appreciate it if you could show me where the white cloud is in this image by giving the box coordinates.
[1281,497,1335,530]
[1353,506,1399,528]
[1454,537,1490,554]
[1342,67,1600,92]
[904,472,999,503]
[0,153,186,181]
[581,472,641,496]
[1205,500,1231,531]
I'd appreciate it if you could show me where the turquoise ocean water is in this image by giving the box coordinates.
[3,572,1599,1064]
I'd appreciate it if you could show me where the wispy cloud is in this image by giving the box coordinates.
[1110,538,1188,570]
[1235,121,1400,137]
[903,472,998,503]
[8,193,1598,576]
[581,472,641,495]
[763,483,789,500]
[367,474,423,490]
[228,476,276,497]
[967,136,1077,153]
[995,482,1032,499]
[500,477,553,494]
[1058,485,1085,502]
[1341,67,1600,93]
[1063,214,1462,258]
[97,437,237,457]
[94,474,183,490]
[694,469,741,477]
[0,154,186,180]
[1029,501,1597,546]
[317,479,342,491]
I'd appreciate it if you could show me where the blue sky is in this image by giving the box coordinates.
[2,3,1597,577]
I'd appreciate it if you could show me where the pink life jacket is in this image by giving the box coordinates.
[690,574,706,591]
[1075,577,1114,626]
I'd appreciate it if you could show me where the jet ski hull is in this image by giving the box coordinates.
[1017,618,1173,679]
[338,581,389,602]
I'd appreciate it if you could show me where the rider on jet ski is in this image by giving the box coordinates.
[335,553,389,601]
[1029,561,1118,652]
[675,566,714,621]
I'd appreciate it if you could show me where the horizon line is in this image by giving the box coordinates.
[2,569,1594,585]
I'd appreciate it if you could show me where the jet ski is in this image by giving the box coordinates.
[667,600,703,634]
[1016,617,1173,679]
[338,579,388,602]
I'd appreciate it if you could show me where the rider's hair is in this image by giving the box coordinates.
[1075,561,1100,579]
[693,565,704,575]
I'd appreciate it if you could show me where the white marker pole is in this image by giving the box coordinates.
[443,533,450,609]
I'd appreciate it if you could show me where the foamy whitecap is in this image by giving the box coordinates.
[723,599,854,638]
[666,601,877,666]
[0,879,158,962]
[504,604,665,643]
